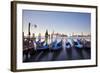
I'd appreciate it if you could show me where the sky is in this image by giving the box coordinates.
[22,10,91,37]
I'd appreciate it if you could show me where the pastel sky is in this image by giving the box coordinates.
[22,10,91,36]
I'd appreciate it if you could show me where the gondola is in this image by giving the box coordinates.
[65,41,72,49]
[35,41,49,51]
[81,39,91,49]
[50,40,62,51]
[73,39,83,49]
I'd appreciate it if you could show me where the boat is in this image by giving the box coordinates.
[82,39,91,50]
[65,41,72,49]
[35,41,49,51]
[73,39,83,49]
[50,40,62,51]
[77,38,91,49]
